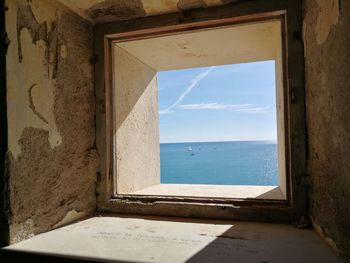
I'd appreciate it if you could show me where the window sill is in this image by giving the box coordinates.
[120,184,285,200]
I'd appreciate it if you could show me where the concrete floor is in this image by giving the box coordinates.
[5,216,342,263]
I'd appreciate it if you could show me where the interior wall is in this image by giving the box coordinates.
[114,46,160,194]
[303,0,350,260]
[5,0,98,244]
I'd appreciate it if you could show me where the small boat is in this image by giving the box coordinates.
[187,146,192,151]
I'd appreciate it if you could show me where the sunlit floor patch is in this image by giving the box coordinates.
[5,216,341,263]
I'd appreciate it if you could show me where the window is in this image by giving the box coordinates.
[110,18,286,200]
[95,7,306,222]
[156,62,280,193]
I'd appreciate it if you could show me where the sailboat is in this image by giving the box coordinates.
[188,146,195,156]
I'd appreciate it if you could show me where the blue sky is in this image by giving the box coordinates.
[157,60,277,143]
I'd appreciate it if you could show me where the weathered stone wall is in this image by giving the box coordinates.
[5,0,98,243]
[303,0,350,260]
[57,0,241,24]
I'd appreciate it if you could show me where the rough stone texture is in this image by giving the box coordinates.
[177,0,209,10]
[57,0,244,24]
[86,0,146,24]
[5,0,98,243]
[303,0,350,260]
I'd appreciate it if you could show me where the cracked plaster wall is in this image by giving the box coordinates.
[5,0,98,243]
[303,0,350,260]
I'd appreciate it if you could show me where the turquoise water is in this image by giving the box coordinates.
[160,141,278,186]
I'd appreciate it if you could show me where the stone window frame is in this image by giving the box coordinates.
[94,1,307,223]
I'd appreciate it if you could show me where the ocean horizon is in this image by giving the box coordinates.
[160,140,278,186]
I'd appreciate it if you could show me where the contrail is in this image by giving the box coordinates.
[161,66,215,114]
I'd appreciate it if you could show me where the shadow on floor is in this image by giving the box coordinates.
[185,225,342,263]
[0,249,136,263]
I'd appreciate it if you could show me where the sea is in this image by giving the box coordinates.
[160,141,278,186]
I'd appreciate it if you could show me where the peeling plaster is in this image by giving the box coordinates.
[311,216,340,256]
[6,0,98,243]
[56,0,240,24]
[315,0,339,45]
[54,0,106,22]
[53,210,88,229]
[7,1,62,157]
[86,0,146,24]
[142,0,179,16]
[28,84,49,124]
[16,3,47,63]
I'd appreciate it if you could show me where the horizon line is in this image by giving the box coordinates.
[160,139,277,144]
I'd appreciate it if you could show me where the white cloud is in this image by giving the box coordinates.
[158,66,271,115]
[175,103,270,113]
[176,103,251,110]
[236,107,270,113]
[160,66,215,114]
